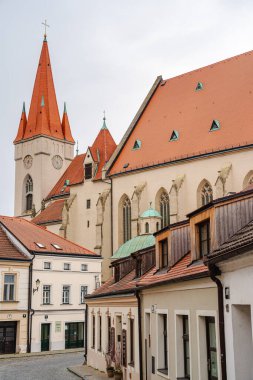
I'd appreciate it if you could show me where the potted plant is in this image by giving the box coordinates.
[104,352,114,378]
[114,345,123,380]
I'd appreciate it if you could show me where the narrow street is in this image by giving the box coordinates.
[0,351,84,380]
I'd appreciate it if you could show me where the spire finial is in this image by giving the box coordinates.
[42,19,50,41]
[22,101,26,113]
[41,95,45,107]
[102,110,107,130]
[76,140,79,156]
[64,102,67,114]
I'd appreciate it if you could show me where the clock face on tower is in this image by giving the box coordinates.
[52,155,63,170]
[23,155,33,169]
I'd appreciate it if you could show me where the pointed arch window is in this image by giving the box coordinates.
[25,175,33,211]
[123,197,131,243]
[145,222,149,234]
[201,182,213,206]
[160,192,170,228]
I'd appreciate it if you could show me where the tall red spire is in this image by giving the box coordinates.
[14,38,74,144]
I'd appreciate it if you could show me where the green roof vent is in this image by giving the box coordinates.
[169,130,179,141]
[133,139,141,150]
[210,120,220,132]
[195,82,203,91]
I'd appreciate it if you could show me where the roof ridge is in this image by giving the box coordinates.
[0,215,97,256]
[164,49,253,82]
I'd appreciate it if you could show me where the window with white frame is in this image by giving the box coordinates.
[44,262,51,270]
[176,314,190,379]
[98,314,102,351]
[62,285,70,304]
[157,313,168,375]
[3,274,15,301]
[80,286,88,304]
[91,314,95,349]
[42,285,51,305]
[81,264,88,271]
[64,263,71,271]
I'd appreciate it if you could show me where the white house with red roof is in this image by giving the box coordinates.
[0,216,102,353]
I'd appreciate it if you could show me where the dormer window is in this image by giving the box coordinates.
[85,163,92,179]
[132,139,141,150]
[169,130,179,142]
[159,238,168,269]
[195,82,203,91]
[198,220,210,257]
[210,120,220,132]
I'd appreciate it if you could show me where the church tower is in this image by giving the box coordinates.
[14,35,75,217]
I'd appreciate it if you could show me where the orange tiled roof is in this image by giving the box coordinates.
[46,154,85,200]
[32,199,65,225]
[109,50,253,176]
[137,253,207,286]
[88,253,207,298]
[0,216,98,256]
[89,126,117,180]
[0,224,31,261]
[90,270,137,297]
[14,39,74,144]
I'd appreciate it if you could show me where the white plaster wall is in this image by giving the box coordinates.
[87,302,139,380]
[112,149,253,251]
[30,254,101,352]
[220,257,253,380]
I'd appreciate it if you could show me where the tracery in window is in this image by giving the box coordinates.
[200,182,213,206]
[123,197,131,243]
[160,192,170,228]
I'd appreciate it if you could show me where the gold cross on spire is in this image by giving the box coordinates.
[42,19,50,40]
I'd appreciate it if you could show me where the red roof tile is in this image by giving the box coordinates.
[32,199,65,225]
[46,154,85,200]
[109,50,253,176]
[14,39,74,144]
[88,253,207,298]
[0,216,98,256]
[137,253,207,286]
[0,225,31,261]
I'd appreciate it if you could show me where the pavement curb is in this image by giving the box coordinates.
[0,348,84,360]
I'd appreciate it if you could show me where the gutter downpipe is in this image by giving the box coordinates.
[27,254,35,353]
[83,303,88,364]
[209,265,227,380]
[136,289,143,380]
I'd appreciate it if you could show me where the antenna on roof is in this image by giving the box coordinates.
[76,140,79,156]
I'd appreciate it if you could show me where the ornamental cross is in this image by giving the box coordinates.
[42,19,50,37]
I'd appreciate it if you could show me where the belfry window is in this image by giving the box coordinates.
[123,197,131,243]
[160,192,170,228]
[201,182,213,206]
[25,175,33,211]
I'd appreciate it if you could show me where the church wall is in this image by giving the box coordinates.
[67,180,112,282]
[14,137,74,216]
[111,148,253,251]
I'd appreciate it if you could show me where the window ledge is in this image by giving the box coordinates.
[60,303,73,305]
[41,303,53,306]
[157,369,169,378]
[177,377,190,380]
[0,300,19,303]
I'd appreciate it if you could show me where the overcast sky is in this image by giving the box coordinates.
[1,0,253,215]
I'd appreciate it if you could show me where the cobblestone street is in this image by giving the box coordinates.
[0,351,84,380]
